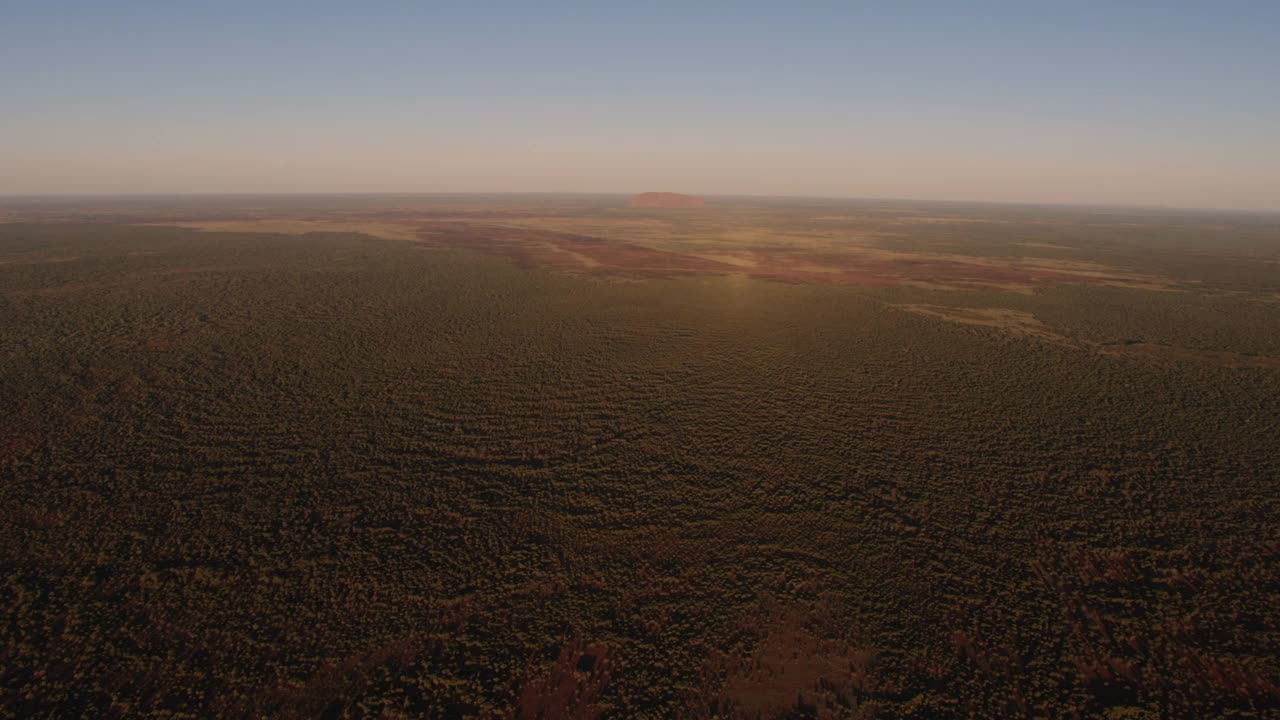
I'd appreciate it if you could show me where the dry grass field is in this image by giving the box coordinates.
[1,195,1278,718]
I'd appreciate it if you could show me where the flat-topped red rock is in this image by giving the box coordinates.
[629,192,705,208]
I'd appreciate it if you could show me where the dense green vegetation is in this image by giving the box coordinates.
[1,211,1278,719]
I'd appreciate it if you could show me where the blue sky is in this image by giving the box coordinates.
[3,1,1278,208]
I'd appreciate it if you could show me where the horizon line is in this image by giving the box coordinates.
[1,190,1277,216]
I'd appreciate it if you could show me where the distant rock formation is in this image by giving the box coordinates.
[629,192,705,208]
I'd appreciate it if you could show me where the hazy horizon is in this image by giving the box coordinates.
[4,2,1279,211]
[5,190,1280,217]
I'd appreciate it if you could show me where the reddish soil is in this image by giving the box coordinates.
[90,213,1132,291]
[416,222,737,277]
[413,222,1139,291]
[629,192,705,208]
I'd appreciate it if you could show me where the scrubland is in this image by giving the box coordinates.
[1,197,1277,718]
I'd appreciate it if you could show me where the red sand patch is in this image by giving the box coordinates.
[412,221,1148,291]
[105,214,1154,292]
[416,222,738,277]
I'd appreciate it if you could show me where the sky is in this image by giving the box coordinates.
[2,1,1279,210]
